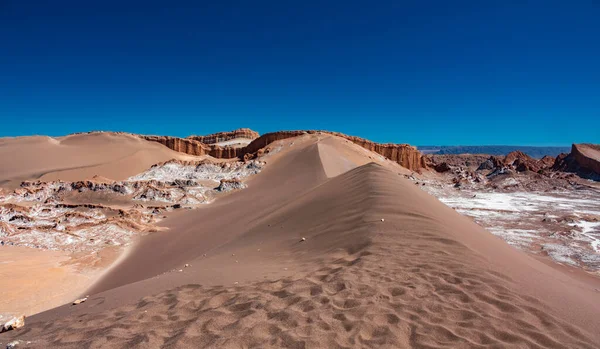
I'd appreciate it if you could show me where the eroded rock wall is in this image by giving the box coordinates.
[142,130,426,171]
[553,144,600,179]
[187,128,259,144]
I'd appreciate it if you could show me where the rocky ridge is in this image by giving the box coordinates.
[0,159,263,252]
[141,130,426,172]
[553,144,600,180]
[187,128,259,145]
[416,148,600,271]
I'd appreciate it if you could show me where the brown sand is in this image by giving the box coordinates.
[0,132,202,188]
[0,246,104,320]
[2,134,600,348]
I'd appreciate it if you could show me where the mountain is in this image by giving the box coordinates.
[418,145,571,158]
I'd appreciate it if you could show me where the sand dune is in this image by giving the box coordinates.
[2,134,600,348]
[0,132,202,188]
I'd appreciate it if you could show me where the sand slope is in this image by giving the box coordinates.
[0,132,202,188]
[2,134,600,348]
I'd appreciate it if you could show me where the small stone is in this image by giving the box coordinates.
[381,218,385,222]
[234,282,239,285]
[72,297,87,305]
[6,340,21,349]
[2,315,25,333]
[184,264,190,268]
[300,237,306,242]
[178,269,183,272]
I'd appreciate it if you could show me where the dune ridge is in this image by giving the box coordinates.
[3,134,599,348]
[0,132,203,189]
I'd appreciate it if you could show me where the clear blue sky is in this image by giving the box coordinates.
[1,1,598,145]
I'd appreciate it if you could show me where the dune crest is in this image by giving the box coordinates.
[2,134,598,348]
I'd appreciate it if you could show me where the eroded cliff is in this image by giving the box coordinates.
[187,128,259,145]
[553,144,600,179]
[142,130,426,171]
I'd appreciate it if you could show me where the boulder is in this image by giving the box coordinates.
[552,144,600,180]
[433,162,452,173]
[1,315,25,333]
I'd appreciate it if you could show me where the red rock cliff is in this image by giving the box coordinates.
[571,144,600,175]
[554,144,600,178]
[187,128,259,144]
[142,130,426,171]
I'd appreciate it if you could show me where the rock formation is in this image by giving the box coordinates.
[1,316,25,333]
[569,144,600,175]
[187,128,259,145]
[553,144,600,179]
[142,130,426,172]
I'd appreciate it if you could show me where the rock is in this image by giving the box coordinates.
[72,297,87,305]
[6,340,21,349]
[1,315,25,333]
[216,179,246,192]
[553,144,600,180]
[184,264,190,267]
[433,162,451,173]
[301,237,306,241]
[142,130,427,172]
[381,218,385,222]
[187,128,259,145]
[477,159,495,171]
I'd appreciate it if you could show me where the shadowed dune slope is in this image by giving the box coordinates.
[3,135,600,348]
[0,132,202,188]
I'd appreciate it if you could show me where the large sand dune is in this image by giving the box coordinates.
[2,134,600,348]
[0,132,202,189]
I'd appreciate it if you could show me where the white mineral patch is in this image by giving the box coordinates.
[0,159,264,253]
[418,179,600,271]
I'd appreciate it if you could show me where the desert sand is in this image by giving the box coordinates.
[0,132,202,189]
[0,246,104,320]
[1,133,600,348]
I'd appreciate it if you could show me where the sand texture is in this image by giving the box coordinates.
[0,132,202,188]
[1,134,599,348]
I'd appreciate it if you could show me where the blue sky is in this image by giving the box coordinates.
[1,1,598,145]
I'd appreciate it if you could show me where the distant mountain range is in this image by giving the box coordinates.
[417,145,571,158]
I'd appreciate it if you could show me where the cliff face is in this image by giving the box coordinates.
[141,136,213,157]
[187,128,259,144]
[571,144,600,175]
[553,144,600,179]
[142,130,426,172]
[242,131,425,171]
[328,132,425,171]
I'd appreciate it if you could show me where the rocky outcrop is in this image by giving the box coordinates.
[216,179,246,192]
[142,130,426,172]
[553,144,600,179]
[187,128,259,144]
[141,136,212,156]
[540,155,555,167]
[424,154,490,172]
[140,136,242,159]
[1,315,25,333]
[480,151,550,174]
[326,132,425,171]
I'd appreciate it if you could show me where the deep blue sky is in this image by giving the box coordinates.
[1,1,598,145]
